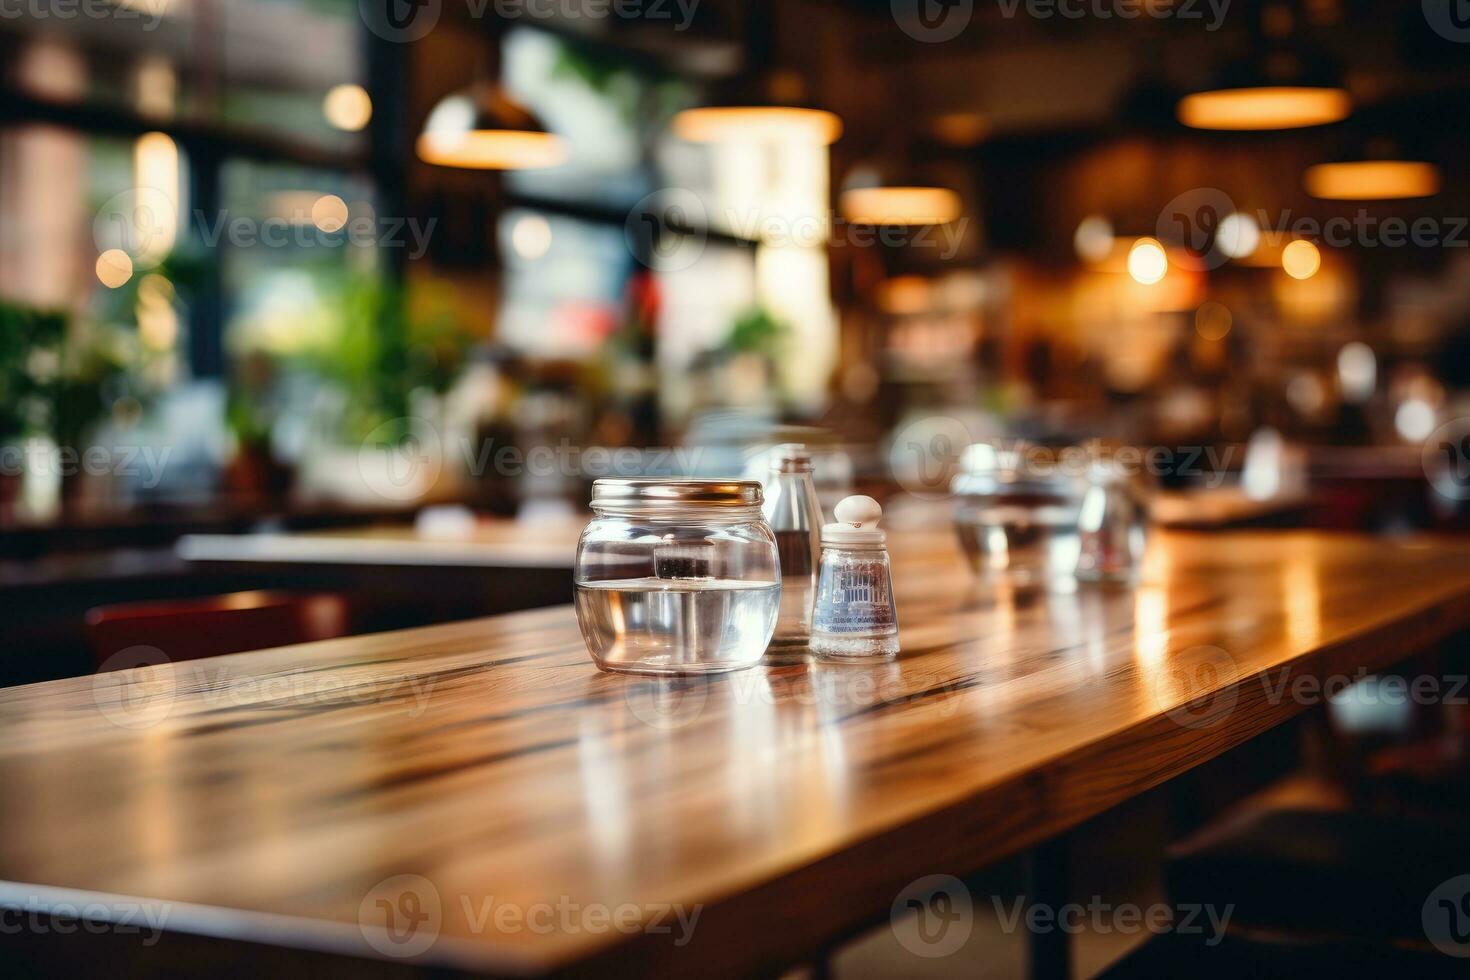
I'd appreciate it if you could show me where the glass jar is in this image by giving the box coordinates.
[574,479,781,674]
[950,443,1084,586]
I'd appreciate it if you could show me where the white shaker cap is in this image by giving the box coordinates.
[822,495,886,546]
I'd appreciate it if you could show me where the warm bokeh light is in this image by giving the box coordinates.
[1074,215,1114,263]
[839,187,962,226]
[96,249,134,288]
[323,84,373,132]
[416,130,567,170]
[1195,301,1233,341]
[1242,427,1286,500]
[418,88,567,170]
[1286,372,1327,417]
[1303,160,1441,200]
[134,56,177,117]
[311,195,349,233]
[1177,86,1351,130]
[877,276,932,315]
[671,107,842,145]
[137,272,174,305]
[1337,342,1376,402]
[136,274,179,350]
[930,112,990,147]
[1126,237,1168,284]
[510,214,553,260]
[1281,239,1321,280]
[1216,212,1261,259]
[1395,399,1436,442]
[133,131,180,264]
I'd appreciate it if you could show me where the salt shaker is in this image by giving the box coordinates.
[1075,460,1148,582]
[811,495,899,659]
[763,444,823,647]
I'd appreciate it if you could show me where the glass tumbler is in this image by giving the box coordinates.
[951,444,1085,586]
[1075,460,1150,582]
[574,479,781,674]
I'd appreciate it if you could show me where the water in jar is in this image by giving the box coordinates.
[575,577,781,674]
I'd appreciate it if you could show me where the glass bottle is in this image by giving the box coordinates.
[811,495,899,659]
[1075,460,1149,582]
[762,444,823,647]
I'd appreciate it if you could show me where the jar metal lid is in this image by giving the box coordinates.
[591,479,764,510]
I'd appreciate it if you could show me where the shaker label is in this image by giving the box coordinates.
[814,562,896,634]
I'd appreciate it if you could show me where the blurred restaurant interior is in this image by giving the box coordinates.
[7,0,1470,976]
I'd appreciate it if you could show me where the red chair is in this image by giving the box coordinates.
[86,591,349,671]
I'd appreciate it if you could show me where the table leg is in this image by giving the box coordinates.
[1024,836,1071,980]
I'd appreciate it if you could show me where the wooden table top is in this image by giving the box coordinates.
[5,530,1470,975]
[1150,487,1310,529]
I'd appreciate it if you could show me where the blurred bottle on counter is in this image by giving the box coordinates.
[1075,458,1149,583]
[951,442,1084,587]
[763,444,823,647]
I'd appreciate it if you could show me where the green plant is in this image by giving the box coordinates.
[302,273,473,445]
[226,350,277,449]
[550,38,692,130]
[49,321,134,455]
[0,301,66,443]
[724,306,789,360]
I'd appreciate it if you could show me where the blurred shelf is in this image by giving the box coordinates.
[0,91,371,173]
[0,495,419,560]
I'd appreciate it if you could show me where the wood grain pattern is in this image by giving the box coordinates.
[1150,487,1310,529]
[4,530,1470,976]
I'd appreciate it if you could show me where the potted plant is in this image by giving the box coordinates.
[294,273,473,505]
[224,351,295,501]
[0,302,66,515]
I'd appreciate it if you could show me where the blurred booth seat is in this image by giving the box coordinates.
[86,591,349,670]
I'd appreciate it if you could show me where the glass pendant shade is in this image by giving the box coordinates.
[1304,160,1440,200]
[671,70,841,145]
[839,165,961,227]
[417,85,567,170]
[1178,43,1350,130]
